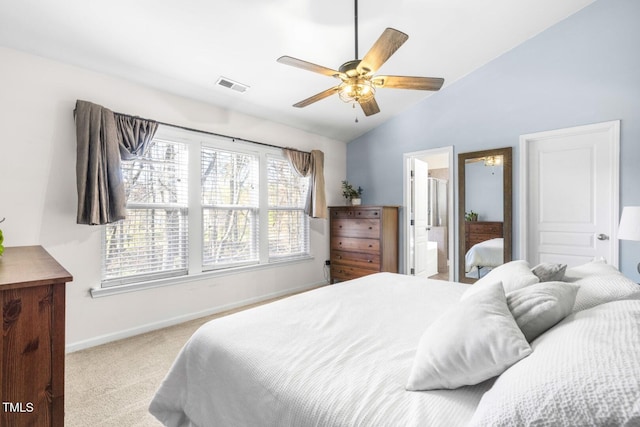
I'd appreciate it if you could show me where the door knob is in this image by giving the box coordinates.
[597,233,609,241]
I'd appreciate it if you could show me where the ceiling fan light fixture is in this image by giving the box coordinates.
[338,78,375,103]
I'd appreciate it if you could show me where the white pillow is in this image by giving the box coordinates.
[531,262,567,282]
[506,282,579,342]
[467,300,640,427]
[563,259,622,282]
[463,260,539,300]
[572,273,640,312]
[406,281,531,391]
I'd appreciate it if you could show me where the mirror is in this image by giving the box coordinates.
[458,147,512,284]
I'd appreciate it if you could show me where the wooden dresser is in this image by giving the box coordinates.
[329,206,399,283]
[0,246,72,427]
[465,221,503,251]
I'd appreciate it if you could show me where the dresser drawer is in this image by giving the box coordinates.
[467,222,502,235]
[330,208,382,219]
[331,237,380,253]
[331,218,380,238]
[331,250,380,269]
[330,265,378,282]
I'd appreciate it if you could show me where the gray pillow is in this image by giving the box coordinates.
[531,263,567,282]
[506,281,579,342]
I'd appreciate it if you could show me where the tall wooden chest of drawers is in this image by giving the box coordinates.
[0,246,73,426]
[329,206,399,283]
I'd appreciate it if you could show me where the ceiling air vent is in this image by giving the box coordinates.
[216,77,249,93]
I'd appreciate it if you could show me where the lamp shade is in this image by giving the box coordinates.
[618,206,640,241]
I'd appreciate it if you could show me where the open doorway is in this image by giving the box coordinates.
[403,147,454,281]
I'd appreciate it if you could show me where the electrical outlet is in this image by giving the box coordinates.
[325,260,331,266]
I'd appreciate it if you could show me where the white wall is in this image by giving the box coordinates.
[0,47,346,351]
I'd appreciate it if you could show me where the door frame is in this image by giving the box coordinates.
[403,146,454,280]
[519,120,620,266]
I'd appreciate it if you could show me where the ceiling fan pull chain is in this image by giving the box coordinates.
[353,103,359,123]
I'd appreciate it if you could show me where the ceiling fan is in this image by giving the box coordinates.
[277,0,444,117]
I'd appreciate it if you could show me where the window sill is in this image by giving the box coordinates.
[90,255,315,298]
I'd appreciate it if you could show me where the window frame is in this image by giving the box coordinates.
[95,125,312,297]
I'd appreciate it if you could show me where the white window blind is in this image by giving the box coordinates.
[102,139,189,286]
[201,147,259,269]
[267,155,310,260]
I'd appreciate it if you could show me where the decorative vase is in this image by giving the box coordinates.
[351,198,362,206]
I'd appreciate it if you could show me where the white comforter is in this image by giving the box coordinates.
[149,273,491,427]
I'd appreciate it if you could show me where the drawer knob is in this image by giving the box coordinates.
[368,244,373,248]
[368,226,372,230]
[368,259,372,263]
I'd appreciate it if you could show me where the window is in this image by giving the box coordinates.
[103,139,189,286]
[267,155,309,261]
[101,126,311,288]
[201,147,259,270]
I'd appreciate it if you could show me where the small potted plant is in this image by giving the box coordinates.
[341,181,363,205]
[465,211,478,222]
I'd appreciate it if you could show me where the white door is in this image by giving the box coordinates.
[520,121,619,267]
[413,158,432,276]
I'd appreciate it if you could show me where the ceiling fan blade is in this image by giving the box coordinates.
[357,28,408,75]
[373,75,444,91]
[358,97,381,116]
[293,86,341,108]
[277,56,345,79]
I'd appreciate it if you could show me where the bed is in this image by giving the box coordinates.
[150,260,640,427]
[465,237,504,275]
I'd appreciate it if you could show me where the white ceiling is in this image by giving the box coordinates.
[0,0,595,142]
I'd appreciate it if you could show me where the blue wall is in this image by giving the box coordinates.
[347,0,640,280]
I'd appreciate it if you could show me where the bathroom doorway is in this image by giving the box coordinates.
[403,147,454,281]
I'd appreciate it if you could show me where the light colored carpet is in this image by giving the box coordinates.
[65,293,303,426]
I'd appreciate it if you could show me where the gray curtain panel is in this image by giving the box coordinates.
[115,113,159,160]
[74,101,159,225]
[75,100,126,225]
[283,148,327,219]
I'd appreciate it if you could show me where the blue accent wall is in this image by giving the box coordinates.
[347,0,640,280]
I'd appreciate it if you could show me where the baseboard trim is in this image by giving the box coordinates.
[66,280,328,353]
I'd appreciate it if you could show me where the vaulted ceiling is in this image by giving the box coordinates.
[0,0,595,142]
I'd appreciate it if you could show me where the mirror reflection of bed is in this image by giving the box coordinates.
[465,221,503,278]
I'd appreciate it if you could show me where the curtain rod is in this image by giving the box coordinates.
[114,111,310,155]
